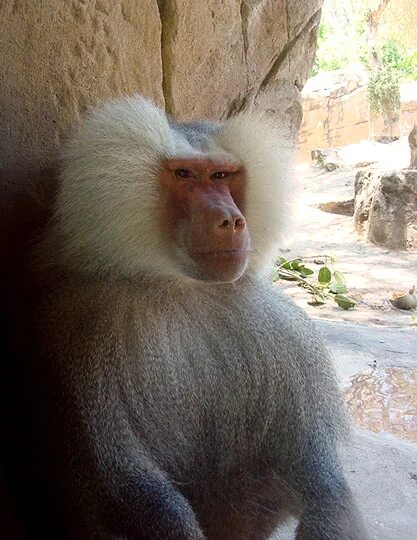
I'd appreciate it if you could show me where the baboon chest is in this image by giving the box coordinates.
[124,297,287,466]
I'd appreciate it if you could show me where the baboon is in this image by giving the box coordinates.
[29,96,368,539]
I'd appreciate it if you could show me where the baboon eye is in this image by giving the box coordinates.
[211,171,231,180]
[174,169,194,179]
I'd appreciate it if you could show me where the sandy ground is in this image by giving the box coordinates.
[277,137,417,327]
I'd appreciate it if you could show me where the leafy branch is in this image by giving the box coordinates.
[273,256,357,310]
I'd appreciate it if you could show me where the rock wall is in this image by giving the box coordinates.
[0,1,322,179]
[299,68,417,160]
[380,0,417,48]
[0,0,322,275]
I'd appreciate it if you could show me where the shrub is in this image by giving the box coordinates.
[367,65,400,136]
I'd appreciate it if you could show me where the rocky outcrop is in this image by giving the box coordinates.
[354,170,381,233]
[354,170,417,250]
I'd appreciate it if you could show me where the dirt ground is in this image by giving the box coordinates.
[277,137,417,328]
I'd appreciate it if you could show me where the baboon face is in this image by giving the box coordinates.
[160,157,250,283]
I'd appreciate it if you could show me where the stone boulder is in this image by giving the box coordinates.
[311,147,344,171]
[354,170,417,250]
[354,170,382,232]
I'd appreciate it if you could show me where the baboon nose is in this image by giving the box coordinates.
[218,214,246,232]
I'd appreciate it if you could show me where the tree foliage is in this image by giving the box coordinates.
[313,0,417,80]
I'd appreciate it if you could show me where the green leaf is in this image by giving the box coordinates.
[290,259,303,271]
[300,267,314,276]
[334,271,346,285]
[329,283,347,294]
[318,267,331,284]
[334,294,356,310]
[277,257,291,269]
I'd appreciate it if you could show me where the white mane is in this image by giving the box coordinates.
[40,95,293,280]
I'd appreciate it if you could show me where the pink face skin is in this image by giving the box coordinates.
[160,158,251,283]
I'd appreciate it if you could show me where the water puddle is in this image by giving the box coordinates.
[344,367,417,443]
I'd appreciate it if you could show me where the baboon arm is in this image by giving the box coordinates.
[291,443,369,540]
[296,496,369,540]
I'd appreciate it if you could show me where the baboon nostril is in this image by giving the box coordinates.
[216,213,246,231]
[234,217,246,230]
